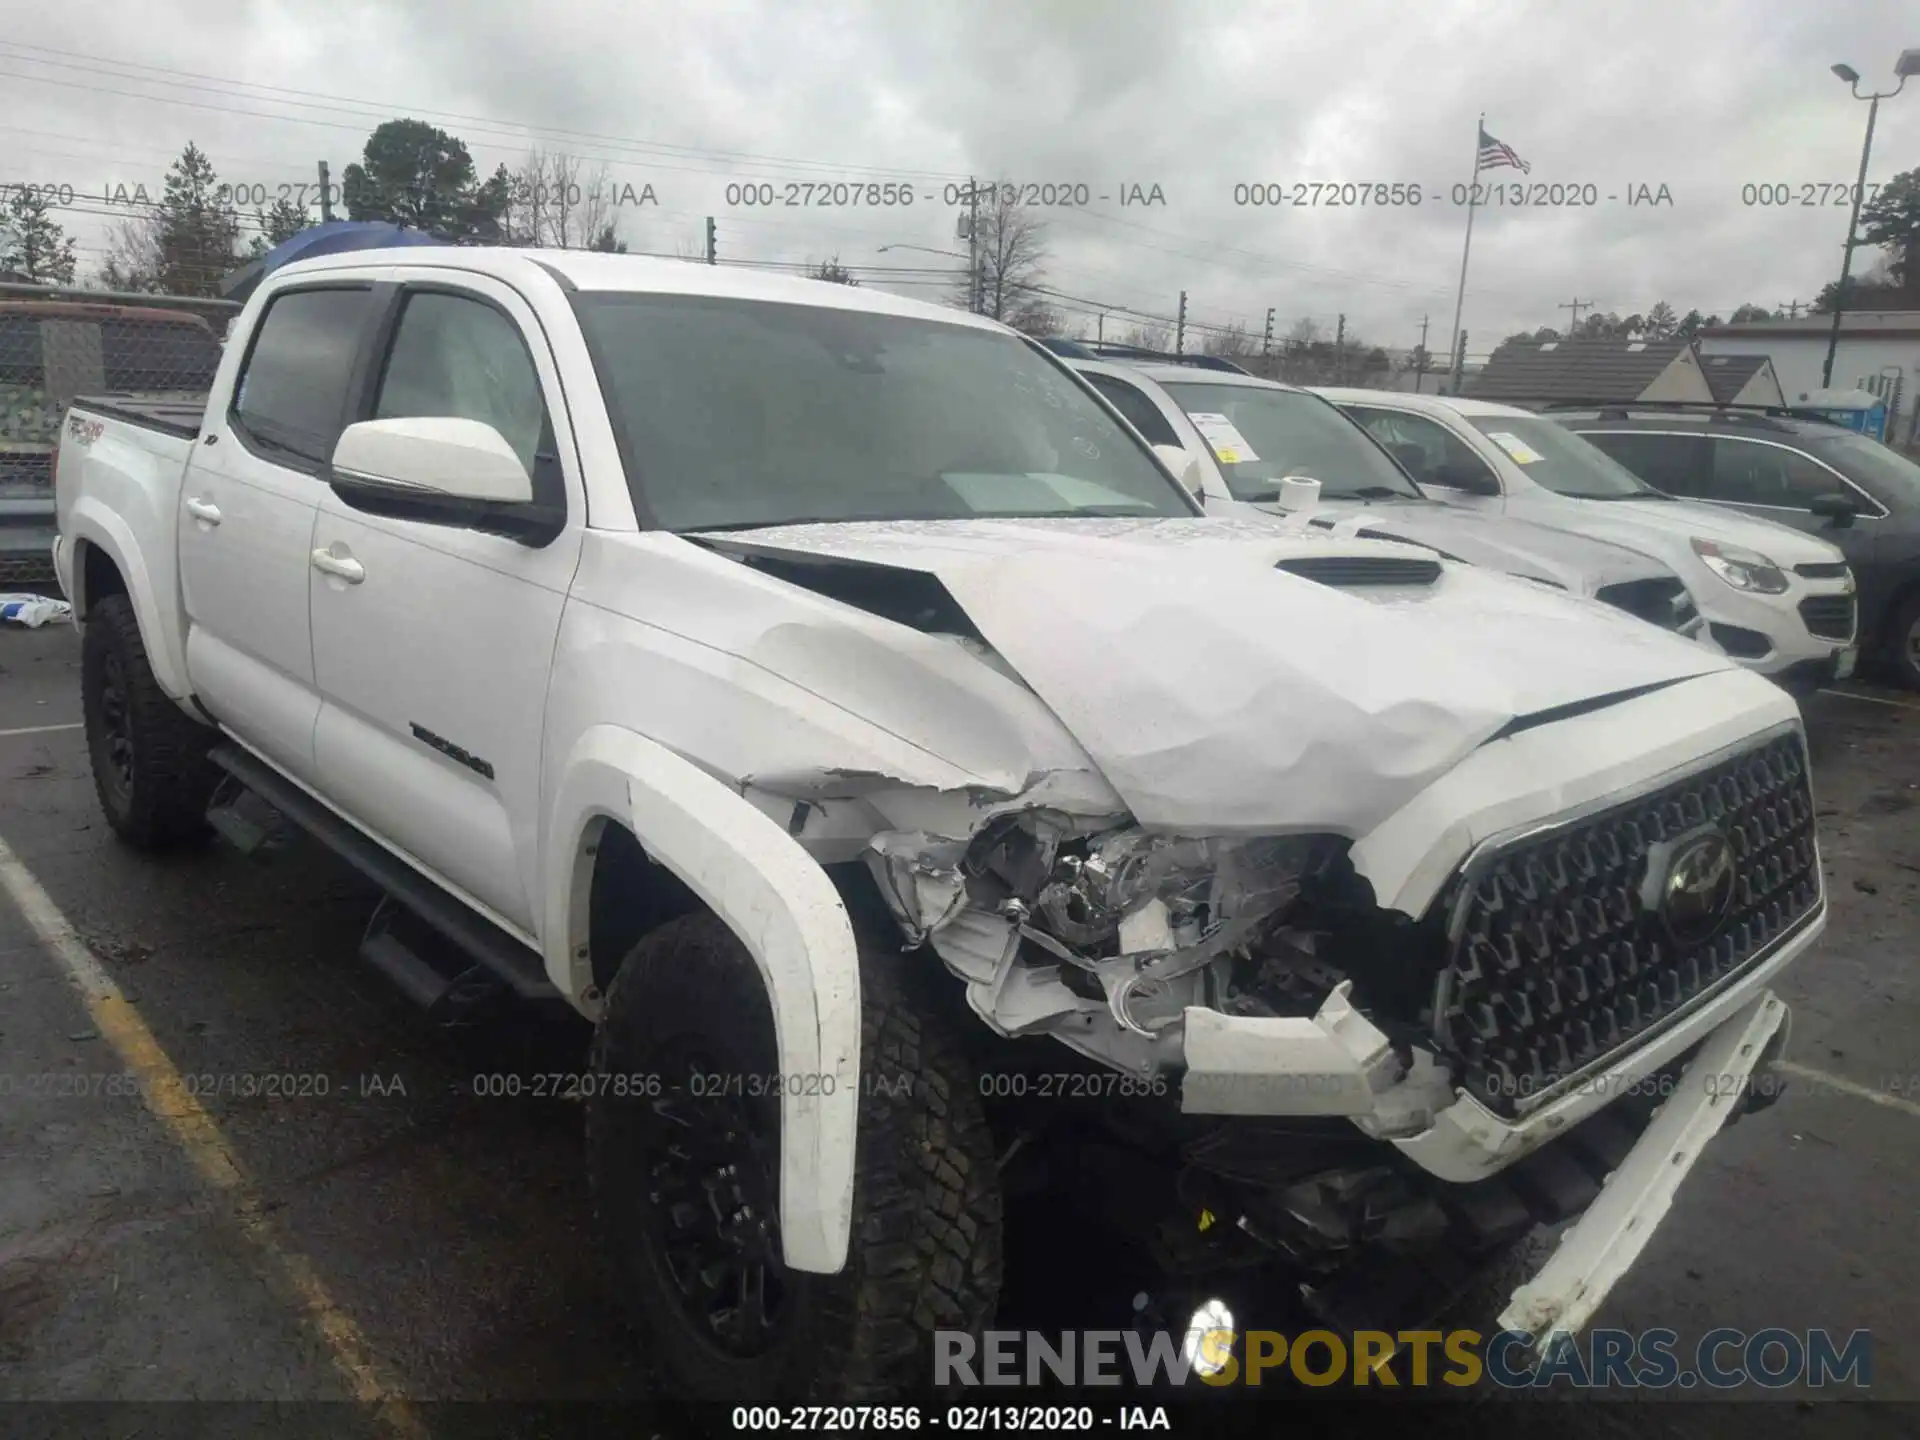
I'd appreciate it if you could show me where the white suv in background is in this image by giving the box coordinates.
[1310,389,1859,695]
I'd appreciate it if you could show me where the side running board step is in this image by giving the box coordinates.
[205,744,561,1004]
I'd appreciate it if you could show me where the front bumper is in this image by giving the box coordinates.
[1498,986,1789,1350]
[1178,897,1824,1182]
[1696,575,1854,679]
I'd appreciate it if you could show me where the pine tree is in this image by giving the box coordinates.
[0,186,79,284]
[153,144,242,296]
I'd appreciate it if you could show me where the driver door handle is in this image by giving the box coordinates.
[310,548,366,584]
[185,497,222,525]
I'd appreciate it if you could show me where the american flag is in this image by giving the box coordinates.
[1476,126,1531,175]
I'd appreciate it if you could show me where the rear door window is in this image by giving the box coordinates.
[1581,431,1711,496]
[232,287,375,467]
[1708,437,1851,508]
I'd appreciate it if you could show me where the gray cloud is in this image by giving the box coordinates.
[3,0,1918,357]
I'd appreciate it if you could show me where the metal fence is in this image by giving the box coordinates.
[2,287,230,583]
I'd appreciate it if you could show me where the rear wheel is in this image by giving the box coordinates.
[80,594,216,849]
[586,910,1003,1406]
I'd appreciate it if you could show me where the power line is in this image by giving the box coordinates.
[0,41,969,184]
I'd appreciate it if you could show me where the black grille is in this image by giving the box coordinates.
[1437,732,1819,1117]
[1793,562,1849,580]
[1276,555,1441,587]
[1595,577,1696,632]
[1797,594,1855,642]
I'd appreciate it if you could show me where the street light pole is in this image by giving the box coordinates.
[1821,53,1919,389]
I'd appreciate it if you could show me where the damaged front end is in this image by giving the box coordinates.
[865,812,1455,1130]
[862,808,1491,1314]
[858,727,1816,1344]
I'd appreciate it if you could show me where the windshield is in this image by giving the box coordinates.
[1157,381,1423,501]
[572,293,1195,531]
[1465,415,1658,498]
[1807,431,1920,506]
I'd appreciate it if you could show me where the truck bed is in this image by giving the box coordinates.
[73,394,209,441]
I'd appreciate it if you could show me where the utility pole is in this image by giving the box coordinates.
[1096,312,1105,344]
[967,180,983,315]
[705,216,716,265]
[1779,299,1804,319]
[1415,314,1430,390]
[1820,54,1917,386]
[1451,330,1468,393]
[1175,290,1188,354]
[1262,306,1275,359]
[317,161,333,223]
[1334,313,1346,381]
[1559,296,1594,338]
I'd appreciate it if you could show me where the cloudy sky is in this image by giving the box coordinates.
[2,0,1917,359]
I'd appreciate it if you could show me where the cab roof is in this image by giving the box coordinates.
[270,246,1014,334]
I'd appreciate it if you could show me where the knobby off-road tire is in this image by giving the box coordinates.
[80,593,217,849]
[586,910,1003,1408]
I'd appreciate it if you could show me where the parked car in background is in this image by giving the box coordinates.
[1066,357,1708,639]
[0,299,223,586]
[1550,402,1920,691]
[1313,388,1860,696]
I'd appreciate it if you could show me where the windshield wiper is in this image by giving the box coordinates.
[1556,490,1670,501]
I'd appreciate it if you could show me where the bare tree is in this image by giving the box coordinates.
[807,256,859,285]
[957,183,1050,324]
[96,216,163,290]
[504,149,620,249]
[1116,321,1172,350]
[1201,321,1259,360]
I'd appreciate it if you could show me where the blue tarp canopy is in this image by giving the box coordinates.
[219,221,446,304]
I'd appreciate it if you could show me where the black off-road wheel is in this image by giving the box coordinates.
[586,910,1003,1409]
[80,594,217,849]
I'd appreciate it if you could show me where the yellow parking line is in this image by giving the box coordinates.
[0,722,83,739]
[0,832,425,1438]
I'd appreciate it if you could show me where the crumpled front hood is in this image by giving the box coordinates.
[696,517,1737,836]
[1253,498,1671,594]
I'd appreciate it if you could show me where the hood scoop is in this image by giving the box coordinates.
[1275,554,1442,587]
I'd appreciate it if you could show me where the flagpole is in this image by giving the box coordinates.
[1447,111,1483,393]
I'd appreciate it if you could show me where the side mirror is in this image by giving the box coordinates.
[1152,443,1205,496]
[1807,493,1857,529]
[330,417,534,505]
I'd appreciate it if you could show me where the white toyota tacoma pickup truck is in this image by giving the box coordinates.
[52,248,1823,1405]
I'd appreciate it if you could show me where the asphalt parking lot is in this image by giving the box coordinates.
[2,618,1918,1437]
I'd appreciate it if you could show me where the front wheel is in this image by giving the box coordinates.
[80,593,217,849]
[586,911,1003,1406]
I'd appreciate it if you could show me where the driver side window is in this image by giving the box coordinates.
[1348,407,1498,492]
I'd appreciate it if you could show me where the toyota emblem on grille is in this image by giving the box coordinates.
[1649,829,1737,948]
